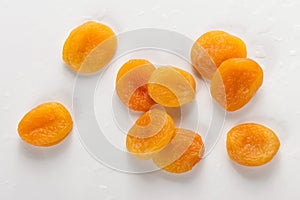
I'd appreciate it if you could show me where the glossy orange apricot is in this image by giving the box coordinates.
[210,58,263,112]
[226,123,280,166]
[126,109,175,159]
[191,30,247,79]
[148,66,196,107]
[18,102,73,147]
[63,21,117,74]
[152,128,204,173]
[116,59,156,111]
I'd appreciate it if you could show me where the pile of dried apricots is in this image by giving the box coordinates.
[18,21,280,174]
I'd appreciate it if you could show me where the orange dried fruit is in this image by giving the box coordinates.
[210,58,263,112]
[126,109,175,159]
[148,66,196,107]
[62,21,117,74]
[191,30,247,79]
[226,123,280,166]
[152,128,204,173]
[116,59,156,111]
[18,102,73,147]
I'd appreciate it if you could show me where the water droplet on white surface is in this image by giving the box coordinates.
[289,50,297,56]
[2,92,10,97]
[152,5,160,12]
[1,106,9,110]
[16,72,24,80]
[170,9,181,16]
[215,162,222,169]
[283,0,295,7]
[162,14,168,19]
[172,25,177,30]
[98,185,108,190]
[267,16,274,22]
[97,9,107,21]
[1,135,16,141]
[93,166,105,173]
[93,166,114,175]
[82,16,93,20]
[279,62,284,68]
[137,10,145,16]
[105,196,115,200]
[272,36,283,42]
[254,46,266,58]
[102,121,110,128]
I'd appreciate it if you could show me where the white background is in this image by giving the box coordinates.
[1,0,300,199]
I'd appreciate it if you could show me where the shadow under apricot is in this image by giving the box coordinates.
[18,132,73,160]
[228,153,281,180]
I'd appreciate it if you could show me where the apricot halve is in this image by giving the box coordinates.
[210,58,263,112]
[191,30,247,79]
[126,109,175,159]
[62,21,117,74]
[116,59,156,111]
[226,123,280,166]
[152,128,204,173]
[18,102,73,147]
[148,66,196,107]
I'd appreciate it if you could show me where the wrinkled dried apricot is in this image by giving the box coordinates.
[63,21,117,74]
[191,30,247,79]
[226,123,280,166]
[126,109,175,159]
[148,66,196,107]
[152,128,204,173]
[18,102,73,147]
[116,59,156,111]
[210,58,263,112]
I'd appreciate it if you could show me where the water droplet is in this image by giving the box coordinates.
[289,50,297,56]
[175,47,182,53]
[172,25,177,30]
[93,166,114,175]
[279,62,284,68]
[105,196,115,200]
[137,10,145,16]
[254,46,266,58]
[283,0,295,7]
[16,72,24,80]
[99,185,108,190]
[152,5,160,12]
[170,9,181,16]
[267,16,274,22]
[82,16,93,20]
[97,9,107,21]
[3,92,10,97]
[93,166,105,174]
[272,36,283,42]
[162,14,168,19]
[1,106,9,110]
[1,134,16,141]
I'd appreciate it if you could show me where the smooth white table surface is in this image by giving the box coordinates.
[1,0,300,199]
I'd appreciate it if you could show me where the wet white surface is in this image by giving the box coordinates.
[0,0,300,199]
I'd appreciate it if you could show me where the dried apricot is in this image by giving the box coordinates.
[63,21,117,74]
[18,102,73,147]
[152,128,204,173]
[226,123,280,166]
[191,30,247,79]
[116,59,156,111]
[126,109,175,159]
[148,66,196,107]
[210,58,263,111]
